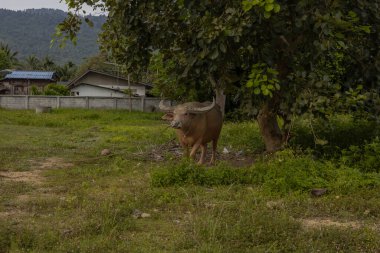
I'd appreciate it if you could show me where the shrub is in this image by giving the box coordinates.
[152,150,380,195]
[43,83,70,96]
[290,116,379,157]
[341,137,380,173]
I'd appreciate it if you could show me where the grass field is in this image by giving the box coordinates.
[0,108,379,252]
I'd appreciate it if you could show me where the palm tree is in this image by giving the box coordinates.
[55,61,77,81]
[42,56,56,71]
[24,55,42,70]
[0,43,19,67]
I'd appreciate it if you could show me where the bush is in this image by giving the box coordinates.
[43,83,70,96]
[290,116,379,157]
[341,137,380,173]
[152,150,380,195]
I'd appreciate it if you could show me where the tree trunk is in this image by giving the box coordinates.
[215,88,226,118]
[208,74,226,118]
[257,102,284,152]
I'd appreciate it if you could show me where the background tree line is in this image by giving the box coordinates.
[0,8,105,65]
[0,42,77,82]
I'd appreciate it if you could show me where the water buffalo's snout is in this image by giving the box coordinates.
[170,120,182,129]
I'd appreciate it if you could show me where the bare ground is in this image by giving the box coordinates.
[134,140,255,167]
[0,157,73,219]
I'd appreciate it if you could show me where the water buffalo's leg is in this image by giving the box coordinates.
[189,141,201,160]
[198,144,207,165]
[210,139,217,165]
[179,140,189,157]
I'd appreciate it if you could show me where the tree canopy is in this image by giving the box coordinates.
[58,0,380,151]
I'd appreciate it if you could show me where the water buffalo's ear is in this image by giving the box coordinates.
[162,113,174,121]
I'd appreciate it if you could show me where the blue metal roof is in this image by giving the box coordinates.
[4,71,55,80]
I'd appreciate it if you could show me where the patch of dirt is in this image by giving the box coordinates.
[30,157,74,170]
[0,157,73,185]
[136,140,255,167]
[0,209,29,219]
[15,193,57,203]
[0,157,73,220]
[0,170,44,185]
[299,218,362,230]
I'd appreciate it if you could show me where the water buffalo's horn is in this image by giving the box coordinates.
[188,97,216,113]
[159,100,175,112]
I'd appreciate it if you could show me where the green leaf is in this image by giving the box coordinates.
[348,11,357,18]
[337,41,346,48]
[359,26,371,34]
[253,79,260,87]
[265,3,274,12]
[315,138,328,145]
[262,89,270,95]
[254,88,261,94]
[219,43,227,53]
[242,1,254,11]
[273,4,281,13]
[246,80,254,88]
[264,11,271,19]
[253,0,261,4]
[209,49,219,60]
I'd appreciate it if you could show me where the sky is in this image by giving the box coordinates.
[0,0,102,15]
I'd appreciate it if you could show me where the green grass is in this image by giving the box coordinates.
[0,108,379,252]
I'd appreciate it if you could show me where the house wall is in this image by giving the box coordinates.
[71,84,127,98]
[77,73,146,96]
[2,80,53,95]
[0,95,167,112]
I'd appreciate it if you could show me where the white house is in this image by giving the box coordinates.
[67,70,150,97]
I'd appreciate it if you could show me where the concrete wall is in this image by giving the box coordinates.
[0,95,166,112]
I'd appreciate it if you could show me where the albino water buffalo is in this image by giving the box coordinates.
[159,98,223,164]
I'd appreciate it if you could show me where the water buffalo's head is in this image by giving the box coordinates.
[159,98,216,130]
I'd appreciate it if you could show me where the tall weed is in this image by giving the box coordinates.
[152,150,380,195]
[341,137,380,173]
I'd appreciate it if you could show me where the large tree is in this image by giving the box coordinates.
[58,0,379,152]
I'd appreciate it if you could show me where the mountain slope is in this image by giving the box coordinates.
[0,8,105,64]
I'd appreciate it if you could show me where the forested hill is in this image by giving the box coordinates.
[0,8,105,64]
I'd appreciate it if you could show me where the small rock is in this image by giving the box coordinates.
[236,150,244,156]
[132,209,142,219]
[141,213,151,218]
[154,154,164,161]
[222,147,230,154]
[101,149,111,156]
[132,209,151,219]
[173,219,181,224]
[311,188,327,197]
[62,229,72,235]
